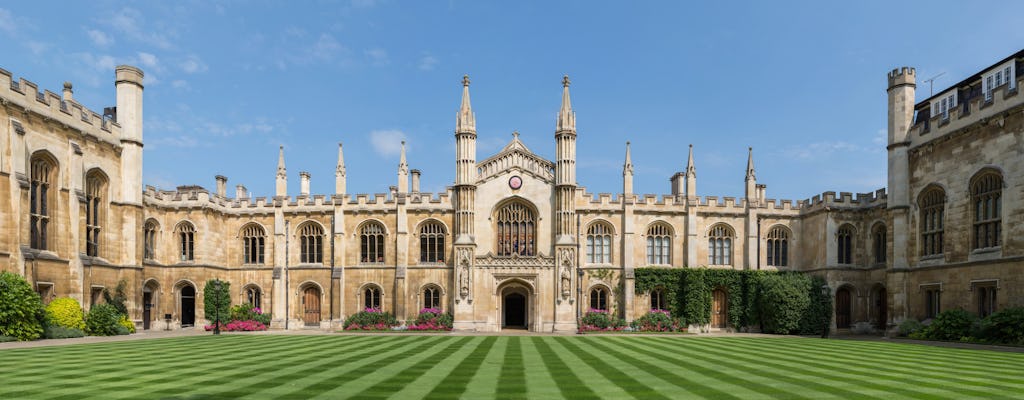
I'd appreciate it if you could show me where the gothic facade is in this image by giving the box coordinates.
[1,50,1021,333]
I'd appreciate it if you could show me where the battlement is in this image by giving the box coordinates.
[910,73,1022,146]
[800,188,887,212]
[0,68,122,146]
[887,66,916,88]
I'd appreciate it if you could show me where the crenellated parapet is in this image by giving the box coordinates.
[0,68,122,147]
[799,188,888,214]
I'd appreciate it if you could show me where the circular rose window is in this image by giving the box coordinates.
[508,175,523,190]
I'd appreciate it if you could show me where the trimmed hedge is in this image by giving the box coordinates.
[0,272,44,341]
[634,268,831,335]
[45,297,86,330]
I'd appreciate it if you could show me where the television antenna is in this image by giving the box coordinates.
[922,72,945,97]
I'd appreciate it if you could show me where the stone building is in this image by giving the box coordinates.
[0,50,1020,333]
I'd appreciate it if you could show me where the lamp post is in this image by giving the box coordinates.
[820,284,831,339]
[213,280,223,335]
[576,268,584,334]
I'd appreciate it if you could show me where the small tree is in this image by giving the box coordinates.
[203,279,231,325]
[102,279,129,316]
[0,272,44,341]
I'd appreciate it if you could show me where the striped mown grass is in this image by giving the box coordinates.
[1,335,1022,399]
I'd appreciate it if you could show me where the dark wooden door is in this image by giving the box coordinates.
[143,292,152,330]
[504,293,526,328]
[836,288,851,329]
[303,287,321,326]
[180,286,195,327]
[711,289,727,328]
[875,288,887,330]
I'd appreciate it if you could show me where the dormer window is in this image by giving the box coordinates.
[930,92,956,120]
[982,62,1016,102]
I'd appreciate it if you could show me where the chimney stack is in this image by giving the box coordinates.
[236,184,247,199]
[215,175,227,197]
[62,82,73,101]
[411,169,421,193]
[299,171,311,196]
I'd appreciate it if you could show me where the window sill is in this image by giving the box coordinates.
[918,254,944,267]
[415,262,446,267]
[584,263,615,268]
[968,247,1001,262]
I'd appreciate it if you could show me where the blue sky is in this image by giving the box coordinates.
[1,1,1022,201]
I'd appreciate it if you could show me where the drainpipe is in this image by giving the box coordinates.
[285,220,290,330]
[576,213,582,334]
[330,214,336,323]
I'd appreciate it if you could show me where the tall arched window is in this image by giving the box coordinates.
[143,220,158,260]
[241,223,266,265]
[873,223,887,263]
[422,285,441,310]
[244,285,262,309]
[364,285,382,310]
[360,222,385,263]
[837,224,854,264]
[646,223,672,265]
[650,288,666,311]
[589,287,609,311]
[971,171,1002,249]
[496,202,536,256]
[85,170,106,257]
[29,154,56,250]
[708,224,733,265]
[419,221,445,263]
[586,222,613,264]
[175,222,195,261]
[299,222,324,264]
[766,226,789,267]
[919,187,945,256]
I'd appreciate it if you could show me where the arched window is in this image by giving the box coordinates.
[873,224,887,264]
[241,223,266,265]
[708,224,733,265]
[646,223,672,265]
[586,222,613,264]
[423,285,441,310]
[360,222,385,263]
[244,285,262,309]
[419,221,445,263]
[650,288,666,311]
[837,225,854,264]
[589,287,609,311]
[919,187,945,256]
[496,202,536,256]
[299,222,324,264]
[364,285,382,310]
[29,154,55,250]
[143,220,158,260]
[971,172,1002,249]
[766,226,788,267]
[175,222,195,261]
[85,170,106,257]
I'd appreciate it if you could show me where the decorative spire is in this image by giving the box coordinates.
[556,75,575,133]
[745,146,756,180]
[623,141,633,174]
[397,140,409,192]
[399,141,408,173]
[685,144,696,177]
[335,142,346,194]
[276,145,286,178]
[456,74,475,133]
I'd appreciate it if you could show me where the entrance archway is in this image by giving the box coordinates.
[180,285,196,327]
[142,280,159,330]
[498,281,532,330]
[302,285,322,326]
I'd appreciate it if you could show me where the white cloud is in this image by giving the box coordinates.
[26,41,48,55]
[86,29,113,47]
[180,55,207,73]
[107,7,174,49]
[365,48,389,66]
[0,8,17,35]
[311,33,344,60]
[171,79,189,89]
[418,54,438,71]
[138,52,159,69]
[76,53,118,72]
[143,73,160,86]
[369,129,407,157]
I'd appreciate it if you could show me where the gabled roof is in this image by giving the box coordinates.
[476,132,555,184]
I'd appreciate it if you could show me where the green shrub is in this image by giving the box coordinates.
[979,307,1024,345]
[0,335,17,342]
[0,271,44,341]
[796,276,832,335]
[922,309,978,341]
[581,310,626,331]
[102,280,129,316]
[758,273,810,334]
[203,279,231,325]
[631,310,684,332]
[343,308,398,330]
[45,297,85,330]
[898,318,923,337]
[119,314,136,334]
[43,325,86,339]
[85,303,126,336]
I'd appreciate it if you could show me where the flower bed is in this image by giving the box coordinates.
[580,309,627,332]
[343,308,399,331]
[631,309,686,332]
[407,308,453,331]
[204,320,268,332]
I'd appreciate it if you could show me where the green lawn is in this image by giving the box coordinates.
[2,335,1022,399]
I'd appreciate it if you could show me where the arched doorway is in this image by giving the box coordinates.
[499,283,531,330]
[836,287,852,329]
[142,280,159,330]
[180,285,196,327]
[711,288,728,328]
[872,286,887,331]
[302,286,322,326]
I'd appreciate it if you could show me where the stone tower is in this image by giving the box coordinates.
[554,75,578,331]
[886,66,916,325]
[115,65,144,265]
[453,75,477,329]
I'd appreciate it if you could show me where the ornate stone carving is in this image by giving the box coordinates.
[475,253,554,268]
[558,248,574,299]
[458,248,472,299]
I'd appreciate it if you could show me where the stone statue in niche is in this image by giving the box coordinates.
[559,248,573,298]
[459,249,471,298]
